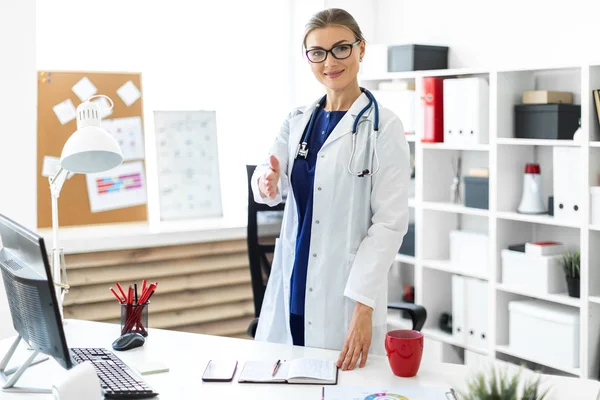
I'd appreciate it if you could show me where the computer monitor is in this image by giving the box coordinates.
[0,213,73,391]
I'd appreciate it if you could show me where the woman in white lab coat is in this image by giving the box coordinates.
[251,8,410,371]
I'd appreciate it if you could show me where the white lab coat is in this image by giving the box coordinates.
[250,92,410,355]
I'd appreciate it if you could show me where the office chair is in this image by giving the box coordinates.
[245,165,427,338]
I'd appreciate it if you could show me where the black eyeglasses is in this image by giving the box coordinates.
[305,40,361,63]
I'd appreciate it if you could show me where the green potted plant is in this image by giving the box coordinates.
[560,251,580,298]
[458,366,549,400]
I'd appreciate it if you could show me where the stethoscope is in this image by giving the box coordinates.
[295,88,380,177]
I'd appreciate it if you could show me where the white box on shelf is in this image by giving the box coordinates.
[443,77,489,145]
[591,186,600,225]
[509,299,579,368]
[450,230,489,277]
[501,249,567,294]
[372,89,415,134]
[553,147,583,222]
[359,44,388,77]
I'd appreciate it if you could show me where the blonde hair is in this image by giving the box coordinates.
[303,8,365,49]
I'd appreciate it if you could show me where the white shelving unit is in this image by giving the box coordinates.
[370,64,600,381]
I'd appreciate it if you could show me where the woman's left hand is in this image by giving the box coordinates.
[336,302,373,371]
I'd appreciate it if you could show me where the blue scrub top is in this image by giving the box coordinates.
[290,107,346,317]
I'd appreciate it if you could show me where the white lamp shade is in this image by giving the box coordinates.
[60,98,123,174]
[61,126,123,173]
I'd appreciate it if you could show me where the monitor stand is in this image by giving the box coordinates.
[0,335,50,393]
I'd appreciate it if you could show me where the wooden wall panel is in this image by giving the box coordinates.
[62,237,274,339]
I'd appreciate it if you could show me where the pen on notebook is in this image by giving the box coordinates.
[271,359,281,377]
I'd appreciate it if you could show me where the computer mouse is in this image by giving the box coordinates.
[112,332,145,351]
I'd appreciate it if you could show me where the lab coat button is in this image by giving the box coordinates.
[317,187,322,191]
[315,220,320,224]
[312,253,317,257]
[308,321,312,325]
[309,287,313,292]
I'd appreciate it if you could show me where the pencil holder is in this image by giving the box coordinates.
[120,302,149,337]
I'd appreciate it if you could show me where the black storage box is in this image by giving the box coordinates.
[388,44,448,72]
[399,223,415,256]
[514,104,581,140]
[464,176,489,210]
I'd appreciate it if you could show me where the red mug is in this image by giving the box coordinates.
[384,330,424,377]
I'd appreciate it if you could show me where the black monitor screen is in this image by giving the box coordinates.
[0,214,72,370]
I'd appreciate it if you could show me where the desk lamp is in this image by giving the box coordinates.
[49,95,123,316]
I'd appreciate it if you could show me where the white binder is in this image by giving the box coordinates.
[553,147,582,222]
[443,77,489,145]
[372,89,415,134]
[466,278,488,350]
[451,275,466,343]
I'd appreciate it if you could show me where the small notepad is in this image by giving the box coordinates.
[134,361,170,375]
[238,358,338,385]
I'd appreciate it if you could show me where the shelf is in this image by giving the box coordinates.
[495,345,581,377]
[422,328,489,355]
[395,253,416,264]
[408,198,416,207]
[589,296,600,305]
[422,259,488,280]
[496,284,580,308]
[422,201,489,217]
[405,134,416,142]
[421,142,490,151]
[590,141,600,147]
[496,211,581,228]
[589,224,600,231]
[496,138,581,147]
[359,67,489,81]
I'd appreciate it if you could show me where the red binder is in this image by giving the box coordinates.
[422,77,444,143]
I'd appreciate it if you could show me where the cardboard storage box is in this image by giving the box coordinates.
[388,44,448,72]
[509,299,579,368]
[501,249,566,294]
[514,104,580,140]
[522,90,573,104]
[464,176,489,209]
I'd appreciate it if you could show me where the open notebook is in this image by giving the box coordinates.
[238,358,338,385]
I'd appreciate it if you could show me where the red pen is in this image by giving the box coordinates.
[139,283,156,304]
[110,287,124,304]
[115,282,127,302]
[141,279,147,295]
[127,286,133,305]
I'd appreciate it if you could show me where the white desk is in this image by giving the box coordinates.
[0,320,598,399]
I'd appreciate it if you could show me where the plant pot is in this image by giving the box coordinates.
[566,276,580,298]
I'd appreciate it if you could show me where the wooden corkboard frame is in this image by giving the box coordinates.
[37,71,148,228]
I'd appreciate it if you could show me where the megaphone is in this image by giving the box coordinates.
[517,163,546,214]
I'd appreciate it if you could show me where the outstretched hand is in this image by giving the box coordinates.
[336,302,373,371]
[260,155,280,199]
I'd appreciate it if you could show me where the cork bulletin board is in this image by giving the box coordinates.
[37,71,148,228]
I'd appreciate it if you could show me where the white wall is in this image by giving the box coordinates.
[374,0,600,69]
[0,0,35,339]
[37,0,295,223]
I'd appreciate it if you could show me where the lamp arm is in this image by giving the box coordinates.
[48,168,70,318]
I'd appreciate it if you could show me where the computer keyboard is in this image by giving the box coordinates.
[70,347,159,399]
